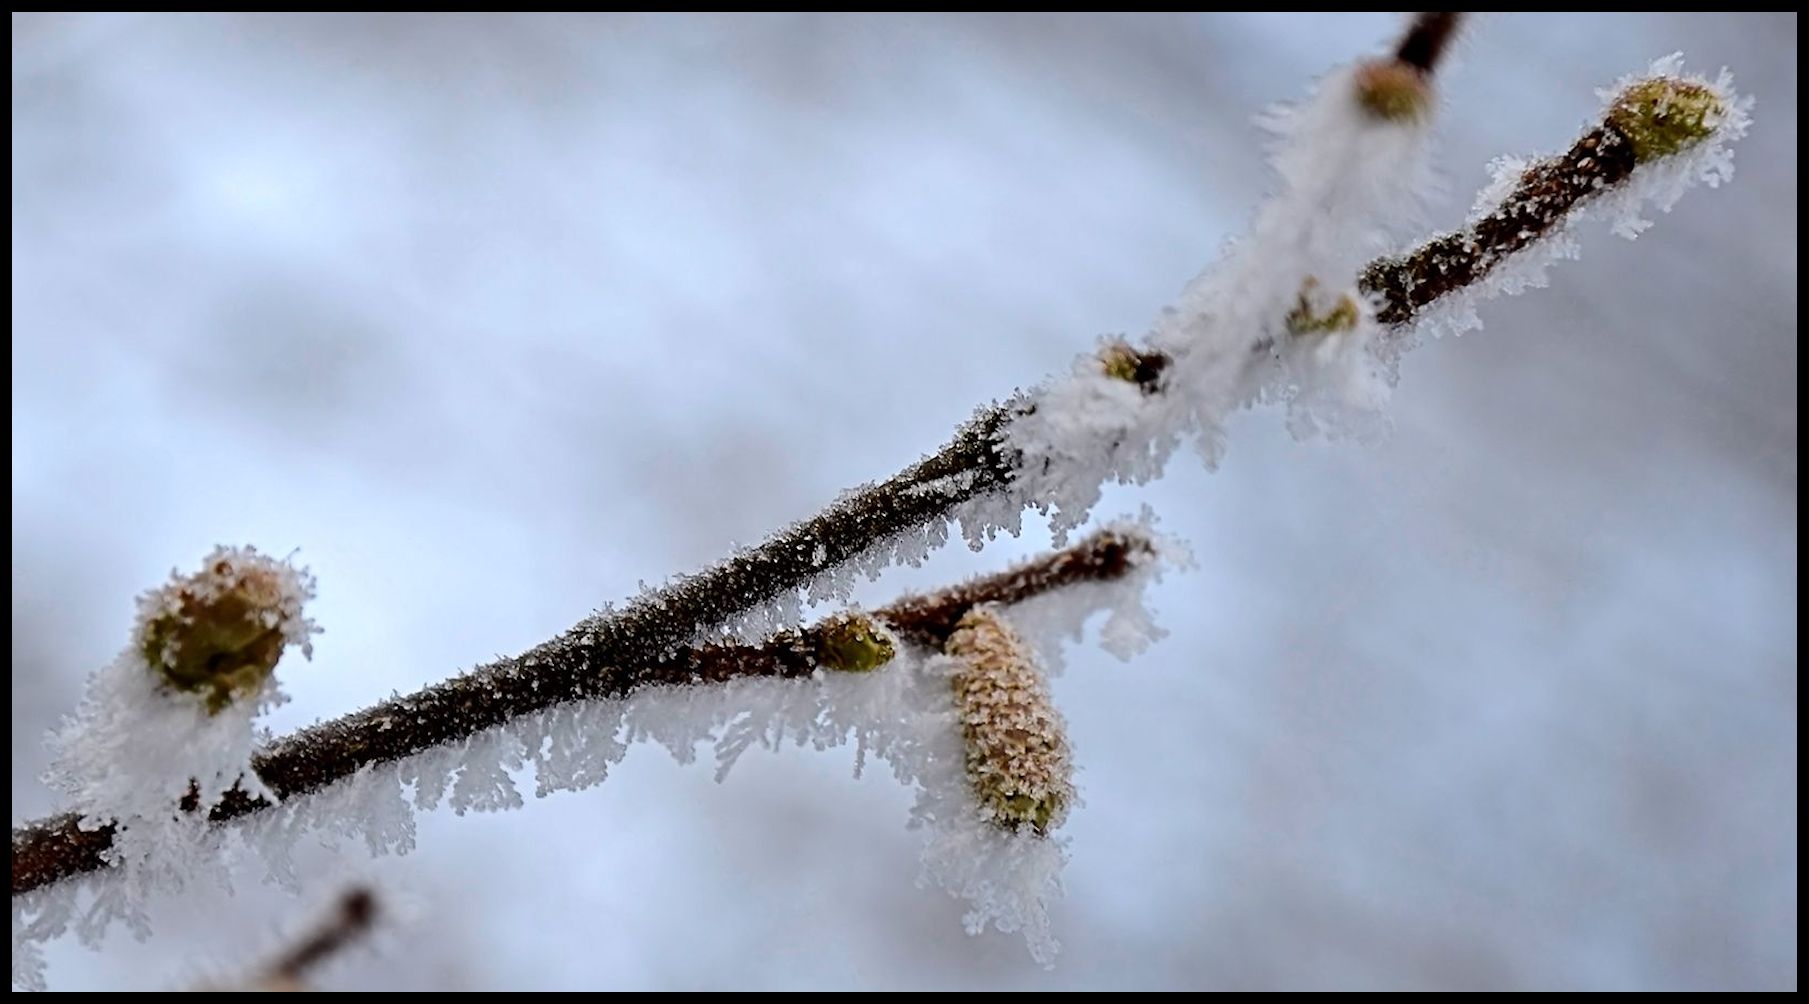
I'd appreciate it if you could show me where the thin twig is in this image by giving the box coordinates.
[11,528,1155,896]
[1364,122,1634,325]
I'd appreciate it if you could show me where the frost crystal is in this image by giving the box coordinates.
[975,53,1747,558]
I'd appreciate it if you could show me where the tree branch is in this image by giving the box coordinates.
[14,14,1738,908]
[12,527,1156,897]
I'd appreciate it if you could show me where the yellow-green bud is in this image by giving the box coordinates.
[1353,59,1432,123]
[1099,340,1144,384]
[1286,278,1360,336]
[816,613,895,672]
[1608,78,1723,163]
[135,547,315,713]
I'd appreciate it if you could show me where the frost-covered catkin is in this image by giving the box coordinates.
[946,607,1074,836]
[12,31,1755,990]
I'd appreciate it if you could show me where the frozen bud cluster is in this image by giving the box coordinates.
[946,607,1074,835]
[135,546,318,713]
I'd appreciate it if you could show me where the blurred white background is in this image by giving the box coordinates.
[11,12,1796,991]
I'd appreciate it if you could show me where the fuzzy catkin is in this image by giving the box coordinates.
[946,607,1074,836]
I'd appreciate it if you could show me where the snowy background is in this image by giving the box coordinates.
[10,12,1795,991]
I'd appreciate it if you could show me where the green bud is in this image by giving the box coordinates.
[1608,78,1723,163]
[1097,338,1169,393]
[1286,278,1360,336]
[816,613,895,672]
[1099,340,1144,384]
[136,547,314,714]
[1353,59,1432,123]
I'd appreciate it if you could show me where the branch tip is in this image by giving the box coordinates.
[267,886,379,984]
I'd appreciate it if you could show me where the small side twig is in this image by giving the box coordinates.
[1366,111,1641,325]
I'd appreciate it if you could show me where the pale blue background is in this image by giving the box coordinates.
[12,12,1796,991]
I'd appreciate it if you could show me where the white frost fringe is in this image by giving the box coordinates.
[13,518,1173,986]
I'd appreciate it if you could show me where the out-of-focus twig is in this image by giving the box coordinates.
[196,887,378,992]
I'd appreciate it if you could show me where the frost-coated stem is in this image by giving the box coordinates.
[1365,83,1714,325]
[10,527,1153,897]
